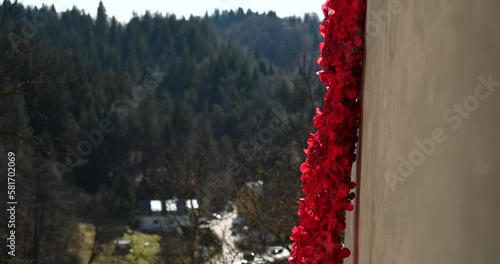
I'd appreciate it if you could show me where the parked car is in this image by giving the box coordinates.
[272,248,283,255]
[198,217,210,225]
[212,213,222,219]
[113,239,132,255]
[264,247,290,262]
[243,252,255,261]
[231,217,246,230]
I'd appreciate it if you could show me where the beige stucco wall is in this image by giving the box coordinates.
[356,0,500,263]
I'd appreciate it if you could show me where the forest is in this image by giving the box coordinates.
[0,1,324,263]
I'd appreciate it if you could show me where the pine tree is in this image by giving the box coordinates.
[95,1,107,38]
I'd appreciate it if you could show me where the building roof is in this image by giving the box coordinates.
[186,199,199,209]
[165,199,178,211]
[150,200,162,212]
[138,199,199,215]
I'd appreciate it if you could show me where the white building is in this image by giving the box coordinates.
[137,198,199,232]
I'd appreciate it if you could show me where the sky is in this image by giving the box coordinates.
[19,0,325,22]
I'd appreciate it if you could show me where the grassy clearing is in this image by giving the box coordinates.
[71,224,162,264]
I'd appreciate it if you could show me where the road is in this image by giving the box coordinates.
[209,211,242,264]
[208,211,290,264]
[355,0,500,263]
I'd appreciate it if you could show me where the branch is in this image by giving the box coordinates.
[0,130,51,155]
[295,52,316,114]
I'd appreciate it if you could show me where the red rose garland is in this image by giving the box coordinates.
[290,0,366,263]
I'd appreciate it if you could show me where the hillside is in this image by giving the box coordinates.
[0,1,322,262]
